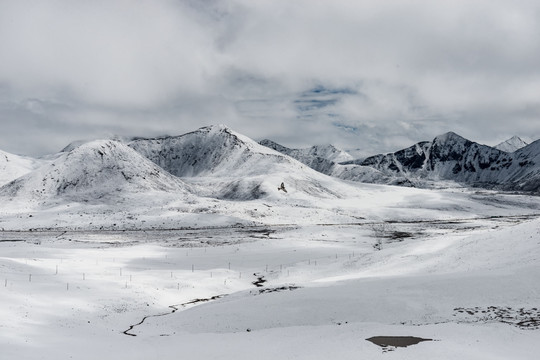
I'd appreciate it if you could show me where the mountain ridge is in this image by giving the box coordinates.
[2,126,539,199]
[358,133,539,192]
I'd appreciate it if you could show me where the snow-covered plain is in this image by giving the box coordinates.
[1,186,540,359]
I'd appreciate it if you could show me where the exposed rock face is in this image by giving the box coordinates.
[359,132,540,192]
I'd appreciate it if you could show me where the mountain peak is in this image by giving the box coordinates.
[494,136,528,153]
[197,124,234,136]
[203,124,229,131]
[128,125,288,179]
[433,131,467,144]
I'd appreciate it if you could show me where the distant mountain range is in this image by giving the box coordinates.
[259,132,538,192]
[258,139,410,187]
[1,126,538,206]
[354,132,539,192]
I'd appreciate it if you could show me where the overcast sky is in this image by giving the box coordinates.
[1,0,539,157]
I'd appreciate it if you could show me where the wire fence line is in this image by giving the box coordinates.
[2,248,363,292]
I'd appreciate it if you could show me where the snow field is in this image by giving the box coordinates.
[1,216,540,359]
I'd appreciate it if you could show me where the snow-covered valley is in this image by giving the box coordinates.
[1,125,540,359]
[2,212,540,359]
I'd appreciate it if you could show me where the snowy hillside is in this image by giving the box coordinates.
[129,125,346,201]
[0,140,190,204]
[2,204,540,359]
[129,125,289,178]
[494,136,528,153]
[360,132,540,192]
[0,149,44,186]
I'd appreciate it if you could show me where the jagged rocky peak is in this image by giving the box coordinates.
[494,136,529,153]
[432,131,470,146]
[429,132,474,162]
[355,130,540,192]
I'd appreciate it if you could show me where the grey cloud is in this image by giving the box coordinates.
[0,0,539,157]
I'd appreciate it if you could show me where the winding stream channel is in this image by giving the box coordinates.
[123,295,224,337]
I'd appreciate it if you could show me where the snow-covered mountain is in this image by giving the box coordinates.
[259,140,353,164]
[0,140,190,203]
[359,132,540,192]
[258,140,339,174]
[259,139,413,186]
[494,136,529,153]
[60,139,91,153]
[0,149,44,186]
[129,125,344,200]
[129,125,291,178]
[508,139,540,192]
[2,126,539,216]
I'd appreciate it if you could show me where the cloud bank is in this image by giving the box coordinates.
[1,0,539,156]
